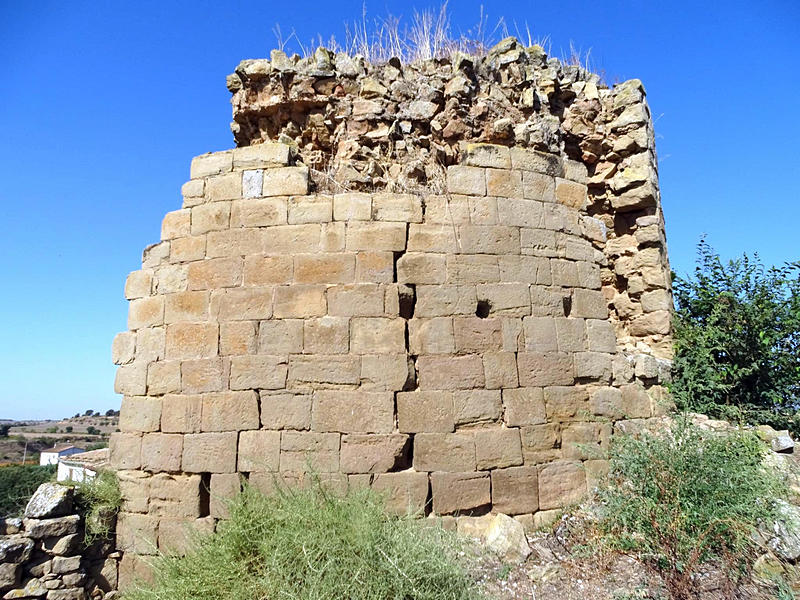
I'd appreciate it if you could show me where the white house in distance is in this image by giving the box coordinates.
[39,444,85,466]
[56,448,110,483]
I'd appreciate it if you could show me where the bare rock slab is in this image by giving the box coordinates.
[24,484,73,519]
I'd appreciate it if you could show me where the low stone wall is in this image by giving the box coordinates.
[0,485,118,600]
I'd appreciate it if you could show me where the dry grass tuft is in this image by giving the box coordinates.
[272,2,551,65]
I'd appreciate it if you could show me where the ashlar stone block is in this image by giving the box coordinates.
[311,390,394,434]
[288,195,332,224]
[209,473,242,518]
[345,222,407,251]
[141,433,183,472]
[190,152,232,179]
[201,390,260,431]
[182,432,238,473]
[413,432,476,472]
[371,472,429,515]
[293,254,355,284]
[453,389,502,426]
[350,318,406,354]
[333,193,371,221]
[229,355,288,390]
[260,392,312,430]
[161,394,203,433]
[232,143,290,168]
[417,355,485,390]
[503,388,546,427]
[231,198,288,227]
[446,165,486,196]
[517,352,574,387]
[408,318,455,354]
[303,317,349,354]
[371,193,423,222]
[288,355,361,386]
[280,431,340,472]
[431,472,490,514]
[397,391,455,433]
[262,166,309,197]
[340,434,409,473]
[119,396,161,432]
[238,430,280,472]
[475,427,523,470]
[538,461,586,510]
[492,466,538,514]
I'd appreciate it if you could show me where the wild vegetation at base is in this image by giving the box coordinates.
[671,238,800,434]
[0,463,56,516]
[594,417,788,600]
[124,482,481,600]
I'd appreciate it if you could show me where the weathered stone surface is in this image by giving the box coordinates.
[417,355,485,390]
[492,466,538,514]
[201,391,261,431]
[24,484,73,519]
[413,433,476,472]
[141,433,183,472]
[538,461,586,510]
[484,513,532,563]
[430,472,490,514]
[340,434,409,473]
[237,430,280,472]
[453,390,502,426]
[474,427,523,470]
[0,537,34,563]
[397,391,454,433]
[22,516,80,539]
[371,472,428,515]
[280,431,340,472]
[182,432,238,472]
[312,391,394,434]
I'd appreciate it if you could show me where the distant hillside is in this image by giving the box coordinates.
[0,410,118,465]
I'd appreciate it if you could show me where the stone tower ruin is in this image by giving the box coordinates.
[111,37,672,583]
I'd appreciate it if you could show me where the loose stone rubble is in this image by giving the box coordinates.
[111,36,673,585]
[0,485,118,600]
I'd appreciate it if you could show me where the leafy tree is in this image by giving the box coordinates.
[0,424,10,438]
[671,239,800,433]
[105,409,117,417]
[65,426,73,433]
[84,410,94,417]
[86,426,100,436]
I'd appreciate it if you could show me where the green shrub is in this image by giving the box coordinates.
[671,238,800,433]
[0,464,56,516]
[124,481,480,600]
[73,469,122,543]
[596,417,785,599]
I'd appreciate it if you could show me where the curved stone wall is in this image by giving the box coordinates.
[111,38,673,583]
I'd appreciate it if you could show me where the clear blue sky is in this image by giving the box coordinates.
[1,1,798,420]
